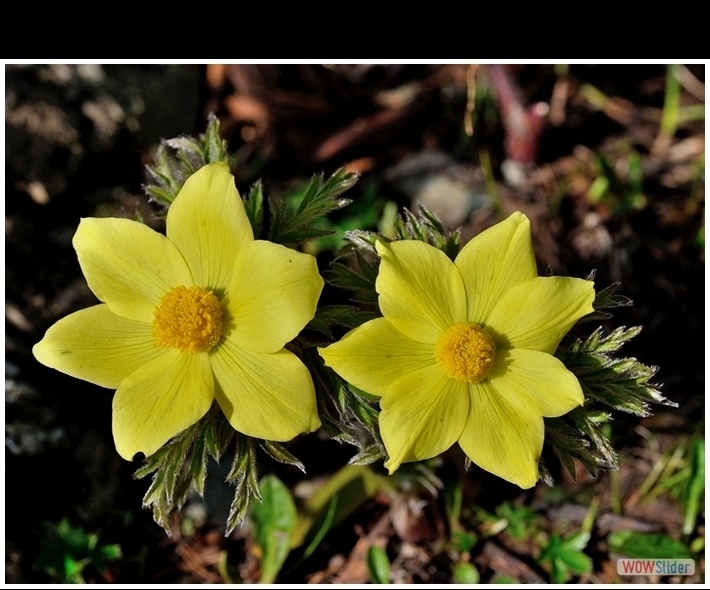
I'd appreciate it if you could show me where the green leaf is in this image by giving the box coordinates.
[538,531,591,583]
[450,530,478,553]
[324,249,380,305]
[683,436,705,536]
[34,519,121,583]
[557,547,592,575]
[251,475,298,584]
[548,321,673,481]
[443,472,463,530]
[301,496,338,561]
[144,113,232,208]
[495,502,538,540]
[306,305,378,340]
[224,433,262,536]
[348,444,385,466]
[366,545,391,584]
[261,440,305,473]
[608,532,691,559]
[243,179,264,237]
[268,168,358,246]
[290,466,388,550]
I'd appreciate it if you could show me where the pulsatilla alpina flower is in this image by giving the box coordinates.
[319,212,595,488]
[34,163,323,460]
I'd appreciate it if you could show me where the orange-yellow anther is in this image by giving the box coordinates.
[434,322,496,383]
[153,286,222,353]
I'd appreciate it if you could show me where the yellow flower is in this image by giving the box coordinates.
[319,212,595,488]
[34,163,323,460]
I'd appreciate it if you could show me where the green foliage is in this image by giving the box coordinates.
[587,151,647,214]
[34,519,121,583]
[324,248,380,305]
[144,113,232,206]
[495,502,539,541]
[251,475,297,584]
[471,500,542,543]
[224,432,263,536]
[578,280,633,324]
[682,437,705,537]
[659,64,682,140]
[450,530,478,553]
[443,471,463,530]
[547,318,673,480]
[390,460,444,497]
[608,531,691,559]
[297,496,338,565]
[366,545,392,584]
[538,494,597,582]
[134,405,305,537]
[345,203,461,261]
[134,405,232,533]
[243,179,264,237]
[304,346,384,460]
[305,305,378,342]
[291,465,391,550]
[268,168,358,246]
[537,531,592,583]
[276,181,391,255]
[634,435,705,537]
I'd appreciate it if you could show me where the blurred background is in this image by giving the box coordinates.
[5,63,705,583]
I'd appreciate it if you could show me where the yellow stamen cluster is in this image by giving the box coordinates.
[153,286,223,353]
[434,322,496,383]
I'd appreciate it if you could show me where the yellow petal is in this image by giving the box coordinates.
[490,349,583,416]
[73,218,193,322]
[455,211,537,323]
[32,304,162,388]
[112,349,214,460]
[375,240,466,344]
[459,380,543,488]
[211,339,320,441]
[486,276,595,353]
[167,162,254,292]
[225,241,323,353]
[319,317,436,397]
[380,365,469,472]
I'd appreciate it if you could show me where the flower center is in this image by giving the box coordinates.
[153,286,223,353]
[434,322,496,383]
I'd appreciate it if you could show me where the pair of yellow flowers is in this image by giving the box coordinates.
[34,163,594,489]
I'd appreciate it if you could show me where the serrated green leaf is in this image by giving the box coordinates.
[268,168,358,246]
[563,530,591,552]
[226,476,251,536]
[261,440,305,473]
[307,305,377,339]
[244,179,264,237]
[348,444,384,466]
